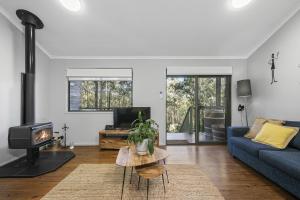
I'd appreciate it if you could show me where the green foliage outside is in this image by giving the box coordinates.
[167,77,194,133]
[166,77,226,133]
[79,80,132,110]
[80,81,96,109]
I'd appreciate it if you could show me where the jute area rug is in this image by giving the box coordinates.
[42,164,224,200]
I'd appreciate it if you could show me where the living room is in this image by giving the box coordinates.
[0,0,300,199]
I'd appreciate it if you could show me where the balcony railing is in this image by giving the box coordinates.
[179,106,225,134]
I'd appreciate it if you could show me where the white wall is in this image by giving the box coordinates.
[247,11,300,123]
[49,59,247,146]
[0,13,50,166]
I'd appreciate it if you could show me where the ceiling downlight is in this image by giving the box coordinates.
[60,0,81,12]
[232,0,253,9]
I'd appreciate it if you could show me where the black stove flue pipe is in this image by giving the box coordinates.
[17,9,44,125]
[17,10,44,164]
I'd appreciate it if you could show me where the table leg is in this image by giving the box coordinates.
[162,174,166,193]
[163,159,169,183]
[130,167,133,184]
[147,179,149,200]
[121,167,126,200]
[137,176,141,190]
[99,134,102,151]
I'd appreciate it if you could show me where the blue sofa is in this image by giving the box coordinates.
[227,121,300,198]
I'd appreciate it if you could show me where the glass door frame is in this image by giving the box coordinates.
[166,75,232,145]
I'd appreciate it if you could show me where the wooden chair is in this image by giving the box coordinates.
[135,164,166,200]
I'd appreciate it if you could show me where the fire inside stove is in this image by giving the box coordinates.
[33,128,52,145]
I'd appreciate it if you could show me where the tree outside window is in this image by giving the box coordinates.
[69,80,132,111]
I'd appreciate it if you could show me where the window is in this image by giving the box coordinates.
[67,68,132,112]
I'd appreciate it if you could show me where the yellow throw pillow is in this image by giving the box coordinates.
[244,118,267,139]
[253,123,299,149]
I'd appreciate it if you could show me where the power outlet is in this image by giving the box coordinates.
[159,91,163,99]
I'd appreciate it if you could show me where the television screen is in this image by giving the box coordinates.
[113,107,151,129]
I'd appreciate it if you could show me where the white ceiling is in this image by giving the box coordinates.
[0,0,300,59]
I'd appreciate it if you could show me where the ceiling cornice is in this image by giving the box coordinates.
[49,56,247,60]
[247,4,300,58]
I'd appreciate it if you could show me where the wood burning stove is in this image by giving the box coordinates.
[0,9,74,178]
[9,123,53,149]
[9,123,54,164]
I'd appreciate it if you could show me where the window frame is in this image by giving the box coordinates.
[67,78,133,113]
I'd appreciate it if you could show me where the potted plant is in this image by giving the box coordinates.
[128,112,159,155]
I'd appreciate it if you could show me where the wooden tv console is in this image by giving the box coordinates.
[98,129,129,150]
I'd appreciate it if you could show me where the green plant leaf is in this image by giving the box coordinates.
[148,140,154,155]
[128,111,158,153]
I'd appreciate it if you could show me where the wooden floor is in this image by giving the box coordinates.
[0,145,296,200]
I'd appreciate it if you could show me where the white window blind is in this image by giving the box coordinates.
[66,68,132,81]
[167,66,232,75]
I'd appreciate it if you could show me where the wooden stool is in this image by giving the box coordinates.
[130,160,169,184]
[135,164,166,200]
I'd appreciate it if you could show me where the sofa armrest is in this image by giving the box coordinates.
[227,126,249,139]
[227,126,249,154]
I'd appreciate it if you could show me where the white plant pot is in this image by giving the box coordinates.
[136,139,149,155]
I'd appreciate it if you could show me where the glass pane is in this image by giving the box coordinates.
[69,80,132,111]
[69,80,96,111]
[69,80,81,111]
[198,77,227,143]
[198,78,216,107]
[105,81,132,108]
[98,81,109,109]
[221,77,226,106]
[166,77,195,144]
[80,81,96,109]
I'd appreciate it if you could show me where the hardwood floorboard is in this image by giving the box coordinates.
[0,145,296,200]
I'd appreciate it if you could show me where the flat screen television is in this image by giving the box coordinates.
[113,107,151,129]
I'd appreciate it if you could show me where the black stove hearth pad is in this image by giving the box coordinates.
[0,151,75,178]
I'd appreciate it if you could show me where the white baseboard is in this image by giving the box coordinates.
[74,142,98,146]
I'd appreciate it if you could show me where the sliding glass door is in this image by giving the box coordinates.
[166,75,231,145]
[166,77,196,144]
[196,76,231,143]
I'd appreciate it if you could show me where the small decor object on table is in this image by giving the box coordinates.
[128,112,159,155]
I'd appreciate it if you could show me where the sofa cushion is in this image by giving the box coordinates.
[230,137,277,157]
[244,118,267,139]
[259,148,300,180]
[285,121,300,150]
[253,123,299,149]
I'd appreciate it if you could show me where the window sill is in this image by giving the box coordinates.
[65,111,113,114]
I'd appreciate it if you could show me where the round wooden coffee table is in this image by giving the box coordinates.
[116,146,169,199]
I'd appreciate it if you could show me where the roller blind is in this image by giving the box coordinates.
[167,66,232,75]
[66,68,132,81]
